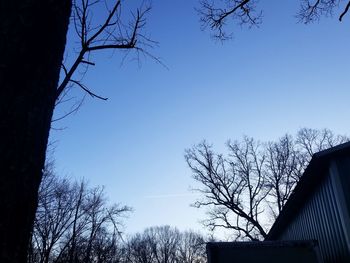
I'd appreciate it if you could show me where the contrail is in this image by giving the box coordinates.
[143,193,201,199]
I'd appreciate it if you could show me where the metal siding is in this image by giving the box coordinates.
[275,168,350,263]
[328,176,348,260]
[326,177,345,261]
[330,158,350,252]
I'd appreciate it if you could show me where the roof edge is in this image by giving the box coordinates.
[266,141,350,240]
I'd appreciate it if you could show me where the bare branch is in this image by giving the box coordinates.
[81,60,95,66]
[56,0,156,108]
[339,0,350,20]
[198,0,262,40]
[297,0,342,23]
[52,96,85,122]
[199,0,349,40]
[70,79,108,100]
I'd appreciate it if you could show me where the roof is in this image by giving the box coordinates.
[206,241,319,263]
[207,240,317,249]
[266,141,350,240]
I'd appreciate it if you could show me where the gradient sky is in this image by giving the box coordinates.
[51,0,350,239]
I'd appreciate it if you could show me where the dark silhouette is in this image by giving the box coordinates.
[0,1,151,262]
[206,241,319,263]
[126,226,207,263]
[185,128,348,240]
[198,0,350,40]
[28,172,207,263]
[0,2,72,262]
[28,165,131,263]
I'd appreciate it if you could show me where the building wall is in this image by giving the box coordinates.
[274,159,350,263]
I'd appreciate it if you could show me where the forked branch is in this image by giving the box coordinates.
[56,0,154,102]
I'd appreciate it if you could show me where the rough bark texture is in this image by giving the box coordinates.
[0,1,72,262]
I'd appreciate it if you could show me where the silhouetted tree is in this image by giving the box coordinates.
[0,1,72,262]
[28,166,131,263]
[185,128,349,240]
[0,1,151,262]
[125,226,207,263]
[126,233,156,263]
[296,127,349,158]
[31,170,76,263]
[186,138,269,240]
[198,0,350,39]
[177,231,206,263]
[147,226,180,263]
[265,135,306,217]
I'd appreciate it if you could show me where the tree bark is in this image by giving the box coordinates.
[0,1,72,262]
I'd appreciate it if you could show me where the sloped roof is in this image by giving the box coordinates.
[266,141,350,240]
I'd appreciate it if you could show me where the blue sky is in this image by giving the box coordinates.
[51,0,350,238]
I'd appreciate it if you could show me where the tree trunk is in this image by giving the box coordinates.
[0,1,71,262]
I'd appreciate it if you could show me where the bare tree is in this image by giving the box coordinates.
[177,231,206,263]
[31,170,76,263]
[0,2,72,262]
[297,0,350,23]
[198,0,262,40]
[198,0,350,40]
[146,226,180,263]
[0,1,154,262]
[296,128,349,158]
[265,135,306,218]
[125,226,207,263]
[126,233,157,263]
[126,233,156,263]
[29,167,131,263]
[186,128,349,240]
[185,138,269,241]
[79,186,130,263]
[57,0,155,107]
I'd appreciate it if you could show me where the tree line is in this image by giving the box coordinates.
[28,127,348,263]
[29,167,207,263]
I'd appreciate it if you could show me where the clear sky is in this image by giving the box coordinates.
[51,0,350,238]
